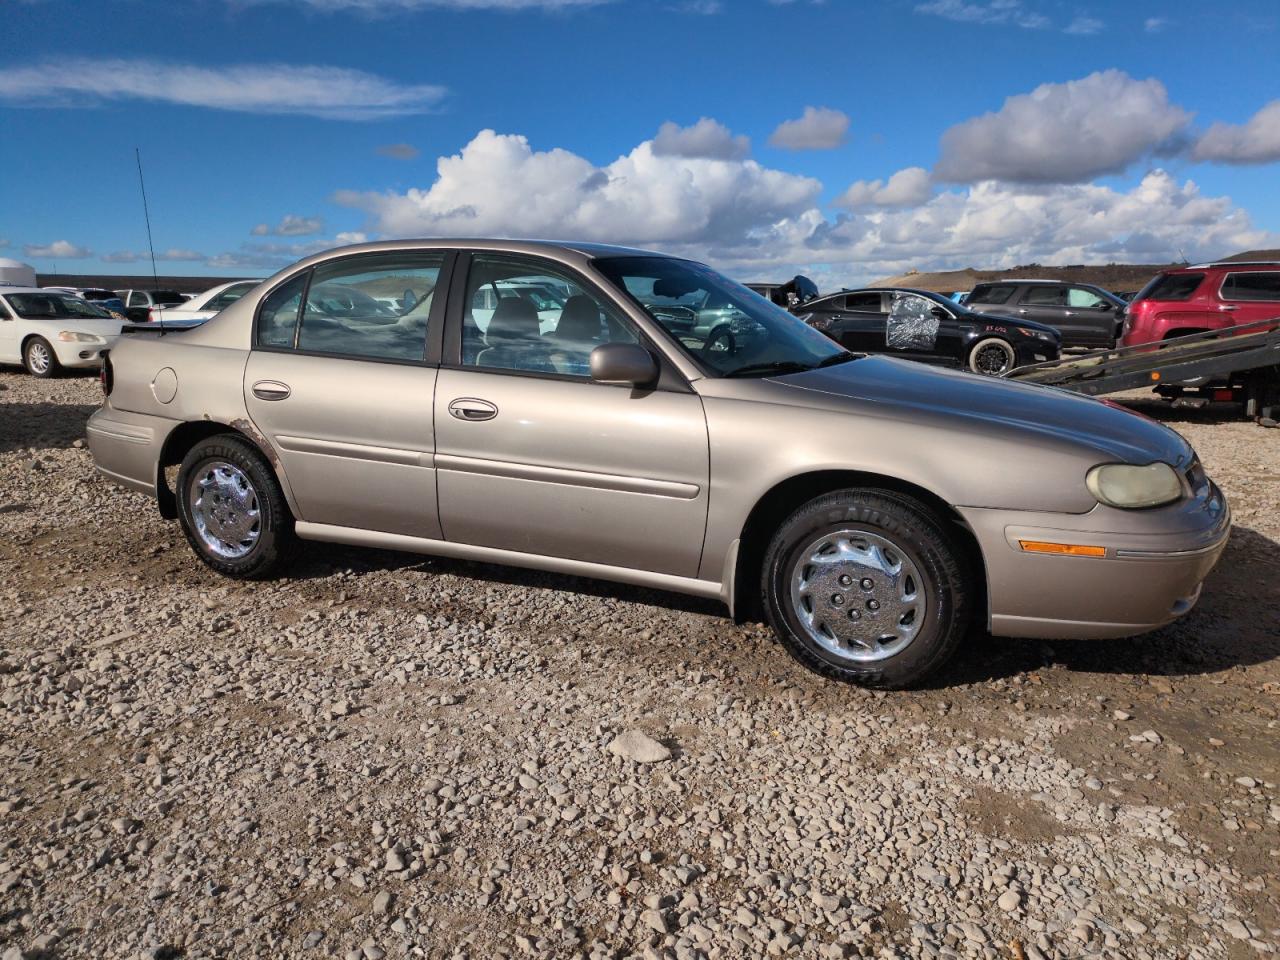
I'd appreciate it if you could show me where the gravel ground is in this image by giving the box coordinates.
[1,369,1278,960]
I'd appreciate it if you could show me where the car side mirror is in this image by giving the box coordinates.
[1098,301,1113,311]
[590,342,658,386]
[930,307,949,319]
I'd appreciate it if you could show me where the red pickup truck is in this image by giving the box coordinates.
[1121,261,1280,346]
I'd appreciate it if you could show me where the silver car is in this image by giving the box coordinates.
[87,240,1231,688]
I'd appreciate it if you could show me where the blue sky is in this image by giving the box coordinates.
[3,0,1278,286]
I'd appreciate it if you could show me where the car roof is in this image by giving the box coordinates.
[1185,260,1280,269]
[0,287,58,295]
[850,287,948,299]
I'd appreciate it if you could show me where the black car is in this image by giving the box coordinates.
[795,287,1061,376]
[964,280,1125,349]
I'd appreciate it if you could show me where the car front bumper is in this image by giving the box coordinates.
[52,336,117,369]
[960,482,1230,639]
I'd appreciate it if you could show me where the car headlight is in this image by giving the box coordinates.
[58,331,102,343]
[1086,462,1183,509]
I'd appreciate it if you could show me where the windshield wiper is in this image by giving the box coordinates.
[723,360,814,378]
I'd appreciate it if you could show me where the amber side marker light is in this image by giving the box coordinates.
[1018,540,1107,558]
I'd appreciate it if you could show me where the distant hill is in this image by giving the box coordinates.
[871,248,1280,296]
[870,263,1175,296]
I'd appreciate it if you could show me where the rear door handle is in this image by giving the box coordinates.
[1219,305,1238,311]
[448,398,498,421]
[252,380,291,401]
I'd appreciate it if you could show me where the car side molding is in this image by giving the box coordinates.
[293,521,727,605]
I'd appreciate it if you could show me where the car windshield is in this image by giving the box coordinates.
[594,256,852,377]
[3,293,113,319]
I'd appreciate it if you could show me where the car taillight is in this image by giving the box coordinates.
[100,352,113,396]
[148,308,159,322]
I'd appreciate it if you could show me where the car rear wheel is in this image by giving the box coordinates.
[762,489,972,688]
[23,337,60,378]
[967,337,1016,376]
[176,434,294,579]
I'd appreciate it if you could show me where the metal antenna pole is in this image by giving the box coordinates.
[135,148,160,292]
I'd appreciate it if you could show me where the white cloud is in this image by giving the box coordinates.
[836,167,932,209]
[102,251,141,264]
[157,248,208,261]
[1143,17,1167,32]
[251,214,325,237]
[651,118,750,161]
[768,107,850,151]
[335,129,819,250]
[0,60,446,120]
[1064,15,1102,34]
[1191,100,1280,165]
[377,142,420,160]
[915,0,1049,30]
[23,240,91,259]
[330,128,1272,286]
[336,231,370,244]
[935,70,1191,184]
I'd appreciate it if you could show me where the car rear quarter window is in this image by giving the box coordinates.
[256,273,309,348]
[1139,273,1204,302]
[1221,271,1280,302]
[969,284,1016,305]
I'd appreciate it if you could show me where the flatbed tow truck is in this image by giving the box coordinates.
[1006,317,1280,425]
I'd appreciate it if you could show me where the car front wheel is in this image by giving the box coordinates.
[176,434,294,579]
[762,489,972,688]
[967,337,1016,376]
[23,337,60,378]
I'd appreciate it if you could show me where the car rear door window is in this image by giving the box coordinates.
[970,284,1016,305]
[845,292,882,311]
[1021,286,1066,306]
[1139,273,1204,302]
[295,253,445,362]
[256,273,309,348]
[128,291,148,307]
[1221,272,1280,302]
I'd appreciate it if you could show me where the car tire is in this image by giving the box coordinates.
[23,336,60,378]
[176,434,294,579]
[967,337,1017,376]
[762,489,972,689]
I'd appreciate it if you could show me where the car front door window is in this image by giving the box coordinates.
[460,256,637,377]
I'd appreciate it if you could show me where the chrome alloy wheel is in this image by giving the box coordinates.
[189,461,261,559]
[788,530,927,663]
[26,340,51,375]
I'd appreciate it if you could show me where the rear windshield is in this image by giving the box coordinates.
[1136,273,1203,302]
[153,291,185,304]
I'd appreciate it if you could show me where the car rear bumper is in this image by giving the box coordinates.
[960,483,1231,639]
[86,404,178,497]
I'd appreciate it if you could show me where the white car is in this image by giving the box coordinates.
[0,287,124,377]
[149,279,263,324]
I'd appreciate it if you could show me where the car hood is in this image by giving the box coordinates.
[770,356,1192,467]
[19,315,124,336]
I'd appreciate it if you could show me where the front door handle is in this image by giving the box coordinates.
[448,398,498,421]
[252,380,291,401]
[1219,305,1238,312]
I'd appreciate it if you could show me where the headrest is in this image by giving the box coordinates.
[486,296,539,340]
[555,295,601,341]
